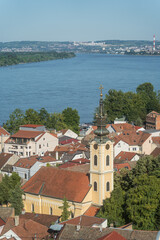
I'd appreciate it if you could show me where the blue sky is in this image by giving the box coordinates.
[0,0,159,42]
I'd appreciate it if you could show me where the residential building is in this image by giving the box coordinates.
[4,125,58,157]
[115,151,140,162]
[0,127,10,153]
[0,153,19,172]
[146,111,160,130]
[13,155,60,180]
[114,130,152,157]
[57,129,78,139]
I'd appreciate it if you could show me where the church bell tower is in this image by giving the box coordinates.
[90,86,114,206]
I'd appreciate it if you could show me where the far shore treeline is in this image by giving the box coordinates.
[3,82,160,134]
[0,51,75,66]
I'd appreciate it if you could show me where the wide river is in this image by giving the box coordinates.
[0,53,160,125]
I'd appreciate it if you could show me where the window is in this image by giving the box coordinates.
[47,143,49,147]
[43,138,45,141]
[39,144,41,149]
[94,155,97,166]
[94,144,98,150]
[50,207,53,215]
[31,204,34,212]
[106,144,110,150]
[24,173,27,179]
[106,155,109,166]
[106,182,110,191]
[94,181,97,191]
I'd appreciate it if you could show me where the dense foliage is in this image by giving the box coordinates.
[97,155,160,230]
[103,82,160,123]
[0,173,24,215]
[0,51,75,66]
[3,107,80,134]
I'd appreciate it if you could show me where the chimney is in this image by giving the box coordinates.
[14,216,19,226]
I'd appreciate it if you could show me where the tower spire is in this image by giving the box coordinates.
[94,85,109,142]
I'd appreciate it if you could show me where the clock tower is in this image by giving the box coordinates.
[90,86,114,206]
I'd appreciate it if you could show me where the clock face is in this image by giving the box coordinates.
[106,144,110,150]
[94,143,98,150]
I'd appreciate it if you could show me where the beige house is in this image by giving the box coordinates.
[0,127,10,153]
[4,125,58,158]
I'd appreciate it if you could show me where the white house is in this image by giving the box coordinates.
[4,125,58,157]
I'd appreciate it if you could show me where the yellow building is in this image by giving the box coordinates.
[22,87,114,216]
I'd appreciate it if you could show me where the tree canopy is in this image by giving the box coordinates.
[3,107,80,134]
[97,155,160,230]
[103,82,160,123]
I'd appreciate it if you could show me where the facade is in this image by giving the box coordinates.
[4,129,58,158]
[0,127,10,153]
[146,111,160,130]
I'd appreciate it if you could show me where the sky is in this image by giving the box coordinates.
[0,0,160,42]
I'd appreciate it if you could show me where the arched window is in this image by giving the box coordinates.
[94,181,97,191]
[94,155,97,166]
[106,155,110,166]
[31,204,34,212]
[50,207,53,215]
[106,182,110,192]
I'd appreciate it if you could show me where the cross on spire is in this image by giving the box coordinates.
[99,85,104,97]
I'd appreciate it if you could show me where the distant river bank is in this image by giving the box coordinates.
[0,53,160,125]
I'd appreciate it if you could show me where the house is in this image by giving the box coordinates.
[114,151,140,162]
[57,129,78,139]
[146,111,160,130]
[4,125,58,157]
[0,127,10,153]
[0,216,49,240]
[13,155,60,180]
[114,163,131,172]
[114,130,152,157]
[150,147,160,157]
[0,153,19,172]
[53,224,158,240]
[59,215,107,228]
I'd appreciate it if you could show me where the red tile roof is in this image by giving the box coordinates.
[115,151,138,161]
[22,167,91,203]
[54,142,88,153]
[10,130,44,139]
[114,163,131,172]
[14,155,57,169]
[0,153,13,169]
[150,147,160,157]
[61,215,105,227]
[72,158,90,164]
[0,217,5,226]
[97,231,127,240]
[114,130,150,146]
[84,205,100,217]
[58,162,81,169]
[152,137,160,144]
[20,124,44,128]
[0,127,10,136]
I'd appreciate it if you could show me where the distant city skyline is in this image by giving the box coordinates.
[0,0,159,42]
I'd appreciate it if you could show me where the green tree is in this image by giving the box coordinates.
[59,196,71,221]
[97,186,126,227]
[126,174,160,230]
[39,108,50,125]
[3,108,25,134]
[24,108,41,124]
[62,107,80,133]
[9,183,24,215]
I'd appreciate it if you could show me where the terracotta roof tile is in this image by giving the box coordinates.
[114,163,131,172]
[20,124,44,128]
[61,215,105,227]
[152,136,160,144]
[10,130,44,139]
[97,231,127,240]
[0,153,13,169]
[22,167,91,202]
[115,151,138,161]
[84,205,100,217]
[150,147,160,157]
[0,127,10,136]
[14,157,37,169]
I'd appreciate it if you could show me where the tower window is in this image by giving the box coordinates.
[50,207,53,215]
[94,181,97,191]
[106,182,110,191]
[94,143,98,150]
[94,155,97,166]
[106,144,110,150]
[106,155,110,166]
